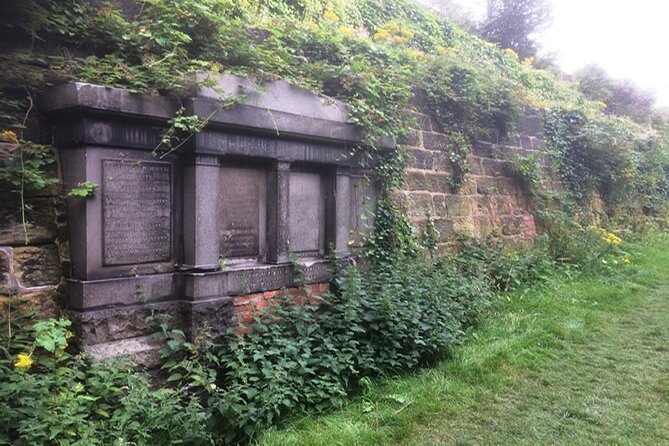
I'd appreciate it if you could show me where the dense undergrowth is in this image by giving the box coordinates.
[2,0,669,444]
[1,221,634,445]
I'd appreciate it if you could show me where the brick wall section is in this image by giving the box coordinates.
[399,109,551,254]
[0,142,66,319]
[233,283,330,330]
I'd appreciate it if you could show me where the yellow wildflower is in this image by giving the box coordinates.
[14,353,33,369]
[373,28,392,42]
[623,257,631,265]
[323,10,340,23]
[338,26,355,38]
[598,228,622,245]
[373,21,414,44]
[1,130,19,144]
[502,48,519,60]
[436,45,457,56]
[406,48,425,60]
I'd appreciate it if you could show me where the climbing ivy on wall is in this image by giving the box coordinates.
[1,0,668,253]
[544,106,669,220]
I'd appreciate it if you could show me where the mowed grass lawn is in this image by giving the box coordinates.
[258,235,669,446]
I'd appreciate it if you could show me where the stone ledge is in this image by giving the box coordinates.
[67,273,179,310]
[41,76,397,148]
[40,82,177,119]
[193,73,349,122]
[182,260,337,300]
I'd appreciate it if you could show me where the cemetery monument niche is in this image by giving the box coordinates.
[41,74,381,359]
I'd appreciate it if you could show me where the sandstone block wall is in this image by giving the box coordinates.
[0,142,66,319]
[400,108,550,253]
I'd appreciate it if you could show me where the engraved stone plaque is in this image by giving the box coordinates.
[289,172,324,254]
[226,267,292,294]
[102,160,172,265]
[220,167,266,258]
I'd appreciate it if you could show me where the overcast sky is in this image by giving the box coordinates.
[449,0,669,108]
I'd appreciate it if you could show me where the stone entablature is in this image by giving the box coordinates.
[41,75,377,357]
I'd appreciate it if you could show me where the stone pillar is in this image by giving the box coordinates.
[267,160,290,264]
[334,166,352,258]
[183,155,220,271]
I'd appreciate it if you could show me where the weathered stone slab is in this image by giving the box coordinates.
[422,131,450,150]
[182,260,337,300]
[408,148,434,170]
[302,261,334,284]
[194,73,349,122]
[67,272,178,310]
[349,175,376,247]
[407,192,434,218]
[0,197,57,246]
[0,248,13,294]
[82,335,166,367]
[13,245,61,288]
[102,160,172,265]
[289,172,324,254]
[68,300,182,345]
[40,82,177,119]
[182,296,234,339]
[0,290,59,319]
[220,167,266,259]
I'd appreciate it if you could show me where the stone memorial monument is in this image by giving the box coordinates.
[40,74,379,359]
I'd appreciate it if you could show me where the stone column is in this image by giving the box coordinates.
[334,166,351,258]
[183,155,220,271]
[267,160,290,264]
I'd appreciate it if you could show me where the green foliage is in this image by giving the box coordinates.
[0,313,213,445]
[545,107,669,220]
[0,140,59,194]
[421,212,440,258]
[507,151,543,191]
[445,131,472,192]
[67,181,98,198]
[206,254,493,443]
[455,240,554,292]
[366,192,417,265]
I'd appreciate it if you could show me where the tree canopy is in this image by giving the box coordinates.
[482,0,551,59]
[575,64,657,124]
